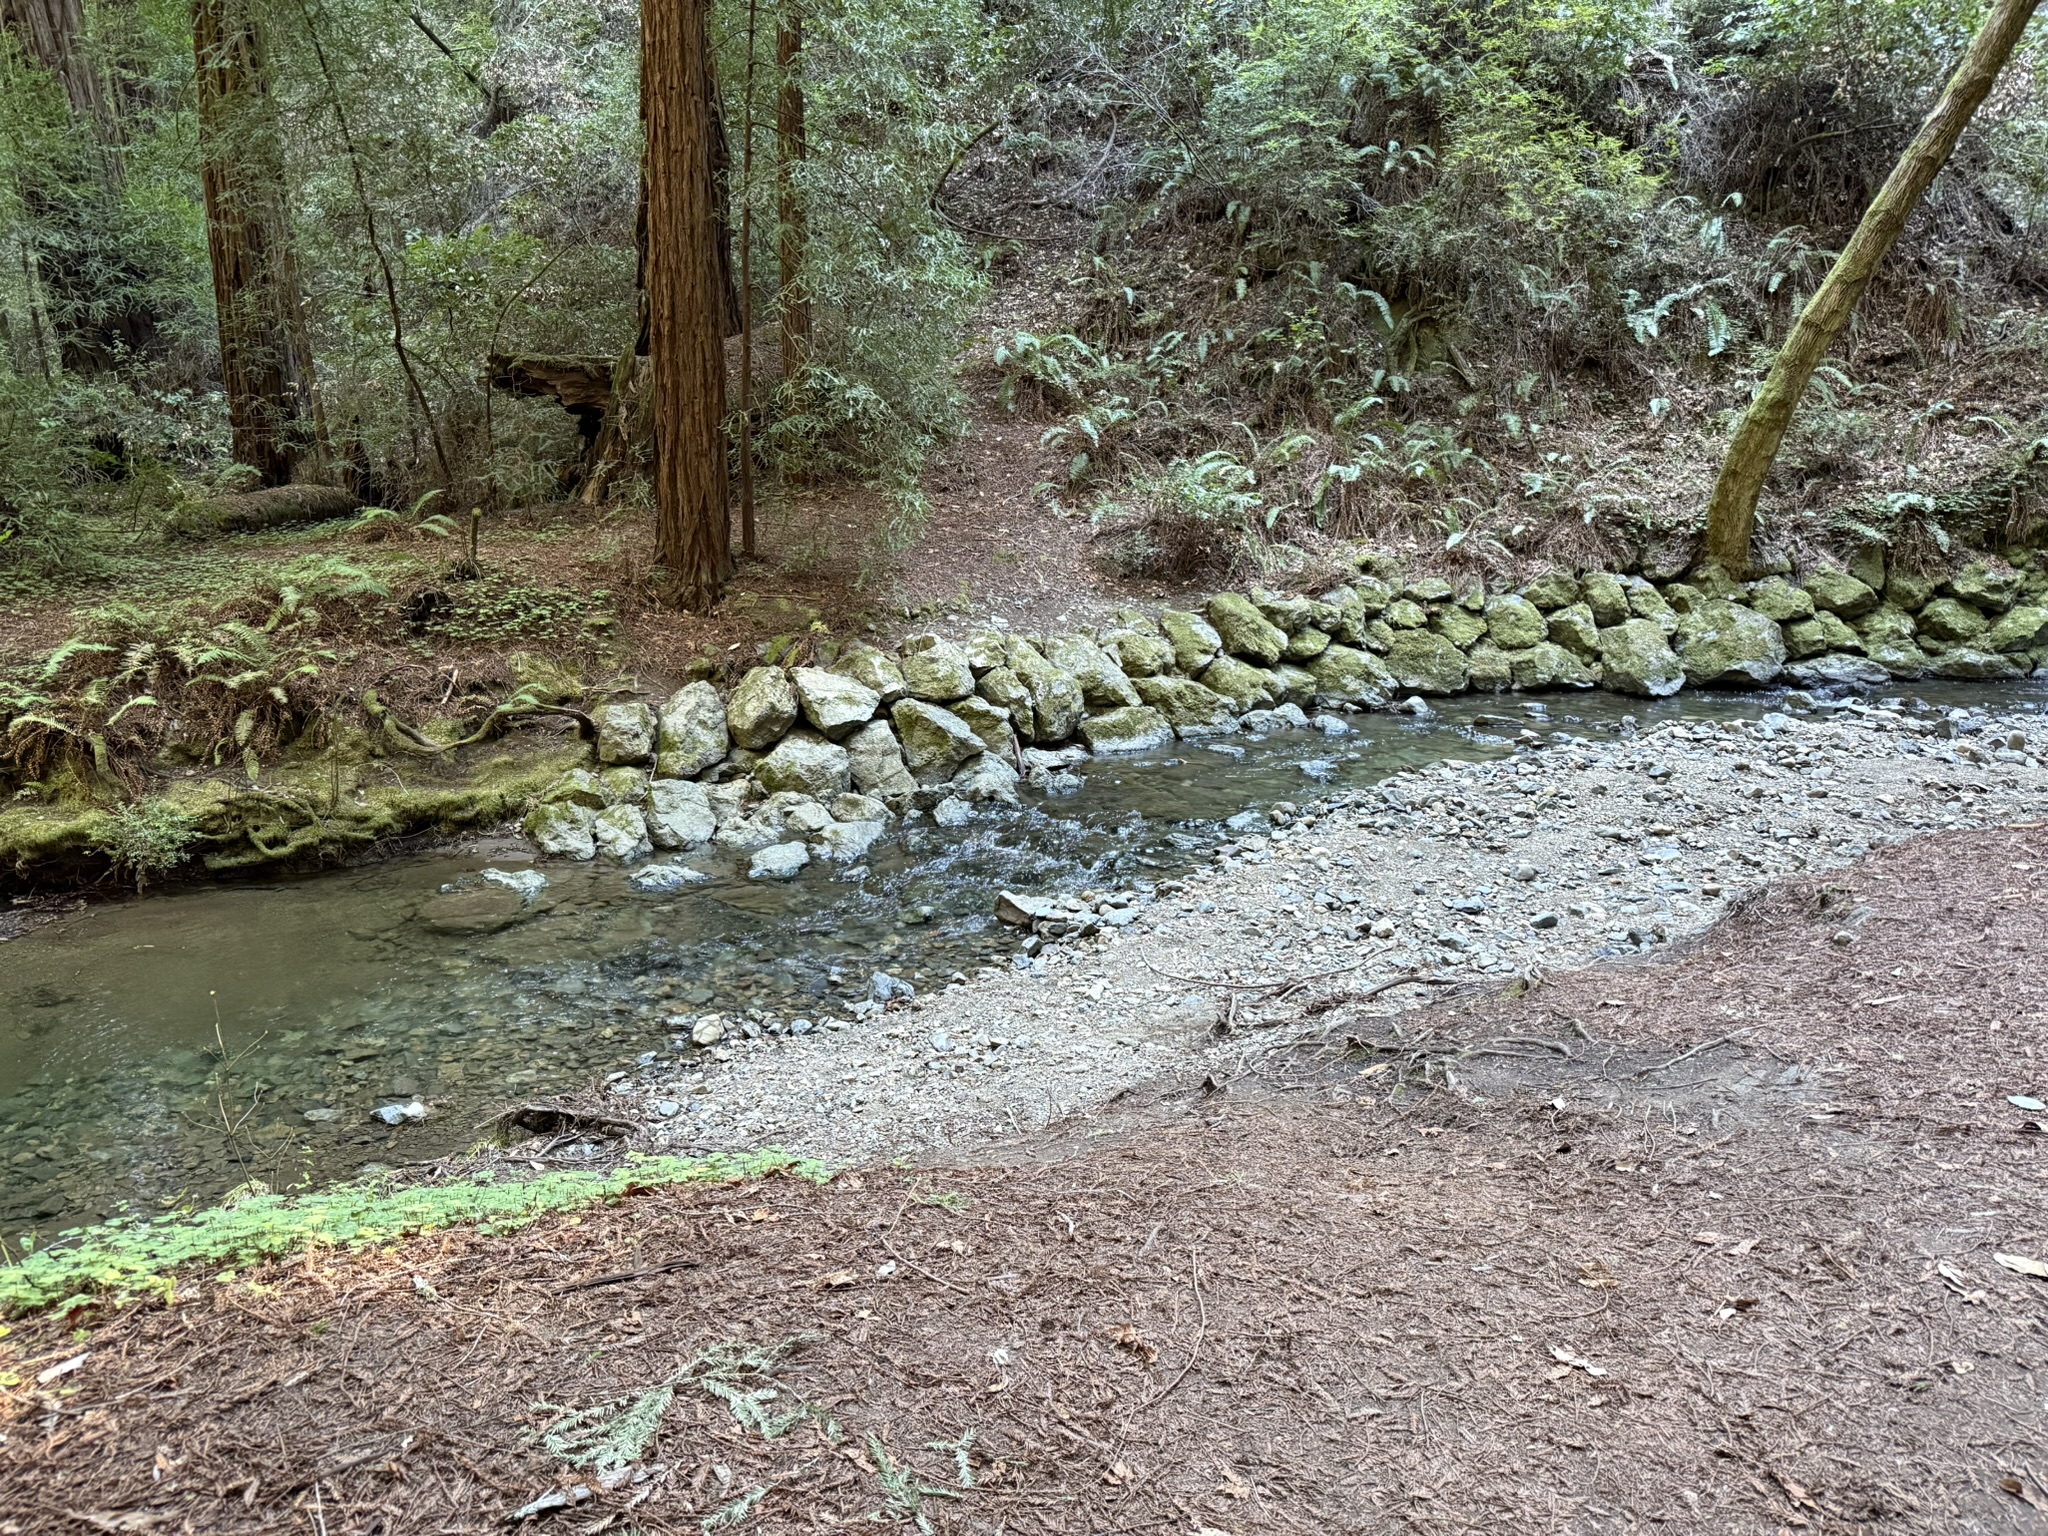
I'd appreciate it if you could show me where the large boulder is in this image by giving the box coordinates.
[790,667,879,739]
[898,634,976,701]
[845,719,917,799]
[524,801,596,860]
[1580,571,1629,627]
[1131,675,1235,732]
[1801,566,1879,619]
[1744,576,1814,623]
[1483,595,1546,650]
[1546,603,1599,660]
[1404,575,1454,603]
[1987,604,2048,652]
[1251,591,1315,634]
[1508,641,1596,690]
[1283,626,1330,662]
[1007,640,1086,742]
[597,767,648,805]
[646,779,716,849]
[1785,655,1890,689]
[592,803,653,862]
[760,791,835,836]
[1384,630,1470,694]
[1675,600,1785,686]
[1854,604,1918,649]
[1932,646,2025,680]
[1597,619,1685,697]
[1916,597,1988,643]
[1205,593,1288,664]
[1884,568,1941,611]
[1045,633,1140,707]
[962,630,1011,674]
[1078,705,1175,754]
[1465,643,1513,691]
[1269,662,1318,705]
[949,695,1017,755]
[1199,654,1280,710]
[540,768,607,810]
[1382,597,1428,630]
[727,666,798,750]
[1866,638,1932,678]
[891,699,985,781]
[976,665,1034,733]
[832,646,908,706]
[1521,570,1579,611]
[656,682,729,778]
[1622,577,1677,632]
[1102,626,1176,677]
[753,733,853,798]
[1784,612,1861,658]
[1947,560,2022,613]
[1431,607,1488,649]
[595,702,656,766]
[1305,644,1396,707]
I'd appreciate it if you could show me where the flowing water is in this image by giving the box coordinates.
[0,685,2029,1234]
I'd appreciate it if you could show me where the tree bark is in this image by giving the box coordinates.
[775,5,810,378]
[737,0,760,558]
[193,0,314,487]
[1701,0,2044,574]
[644,0,731,607]
[3,0,104,122]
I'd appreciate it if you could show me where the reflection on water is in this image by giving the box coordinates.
[0,685,2014,1231]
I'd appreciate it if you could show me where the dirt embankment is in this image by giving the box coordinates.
[3,827,2046,1534]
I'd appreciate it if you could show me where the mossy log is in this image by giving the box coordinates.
[188,484,364,534]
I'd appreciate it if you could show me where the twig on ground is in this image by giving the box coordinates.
[1635,1029,1752,1078]
[1139,1254,1206,1409]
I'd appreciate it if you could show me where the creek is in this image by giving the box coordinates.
[0,683,2025,1234]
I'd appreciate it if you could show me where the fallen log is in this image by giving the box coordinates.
[486,353,615,445]
[181,485,365,534]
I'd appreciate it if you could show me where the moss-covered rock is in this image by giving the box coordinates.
[1305,644,1396,708]
[949,695,1017,754]
[1206,592,1289,663]
[1484,595,1547,649]
[1159,609,1222,673]
[1508,641,1596,690]
[647,779,716,849]
[1404,575,1454,604]
[753,733,853,798]
[1784,612,1861,659]
[1521,569,1580,611]
[1597,619,1684,697]
[591,803,653,862]
[1384,630,1470,694]
[890,700,984,781]
[1675,600,1785,686]
[594,702,655,766]
[1283,626,1331,661]
[1800,566,1879,618]
[845,719,917,800]
[726,666,798,750]
[830,647,908,707]
[976,665,1034,734]
[524,800,597,859]
[1045,633,1140,708]
[1547,603,1599,660]
[1884,567,1941,611]
[1383,598,1428,629]
[1101,627,1176,677]
[1465,642,1513,691]
[1987,604,2048,653]
[898,634,976,702]
[1200,654,1280,710]
[790,667,879,740]
[1947,560,2022,613]
[1431,606,1489,649]
[1581,571,1629,627]
[1131,675,1235,731]
[1932,646,2025,680]
[1078,705,1175,754]
[1745,576,1814,622]
[656,681,730,778]
[1623,577,1677,632]
[1917,597,1989,643]
[1007,640,1087,742]
[1270,662,1318,705]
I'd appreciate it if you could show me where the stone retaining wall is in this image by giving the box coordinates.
[523,548,2048,873]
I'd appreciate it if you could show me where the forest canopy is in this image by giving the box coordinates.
[6,0,2048,586]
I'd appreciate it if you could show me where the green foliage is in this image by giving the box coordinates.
[0,1150,826,1315]
[89,799,199,884]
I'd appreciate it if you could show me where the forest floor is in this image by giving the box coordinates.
[5,824,2046,1535]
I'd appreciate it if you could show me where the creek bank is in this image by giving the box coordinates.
[593,695,2047,1163]
[510,548,2048,887]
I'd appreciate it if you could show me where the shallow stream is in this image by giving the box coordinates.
[0,685,2028,1233]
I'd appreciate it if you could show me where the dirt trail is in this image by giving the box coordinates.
[3,828,2047,1535]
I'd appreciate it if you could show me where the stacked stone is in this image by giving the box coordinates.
[523,546,2048,871]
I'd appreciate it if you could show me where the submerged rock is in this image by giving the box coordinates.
[629,862,710,893]
[749,841,810,880]
[1785,655,1890,689]
[951,753,1023,804]
[479,866,549,902]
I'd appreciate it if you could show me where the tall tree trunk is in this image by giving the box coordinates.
[775,5,810,379]
[644,0,731,607]
[193,0,313,487]
[737,0,760,558]
[1701,0,2044,574]
[2,0,104,123]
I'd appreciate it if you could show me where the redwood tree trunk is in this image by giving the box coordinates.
[644,0,731,607]
[193,0,313,487]
[2,0,104,121]
[775,5,810,378]
[1701,0,2044,573]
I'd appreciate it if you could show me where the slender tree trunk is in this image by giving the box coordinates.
[1702,0,2044,574]
[644,0,731,607]
[775,5,810,379]
[737,0,760,557]
[194,0,313,486]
